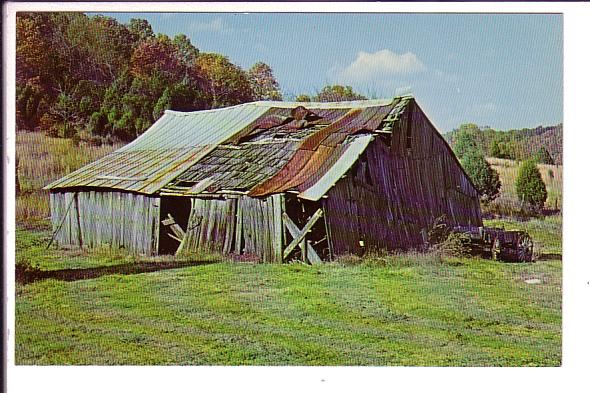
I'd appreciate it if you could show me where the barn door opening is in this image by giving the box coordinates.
[158,196,191,255]
[283,194,330,262]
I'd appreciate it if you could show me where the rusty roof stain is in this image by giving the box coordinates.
[46,96,412,198]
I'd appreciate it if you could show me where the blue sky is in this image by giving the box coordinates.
[102,12,562,132]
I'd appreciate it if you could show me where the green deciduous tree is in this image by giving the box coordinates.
[313,84,366,102]
[66,15,134,84]
[453,126,478,160]
[248,62,282,101]
[197,53,253,108]
[489,137,501,158]
[152,82,207,119]
[127,18,154,44]
[515,160,547,209]
[460,149,501,204]
[172,34,199,67]
[295,94,312,102]
[16,80,47,130]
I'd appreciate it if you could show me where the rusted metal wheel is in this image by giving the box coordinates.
[491,237,501,261]
[517,233,534,262]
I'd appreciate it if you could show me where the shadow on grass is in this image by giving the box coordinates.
[536,253,562,261]
[16,259,218,284]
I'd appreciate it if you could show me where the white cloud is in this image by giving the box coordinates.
[191,18,230,33]
[338,49,426,83]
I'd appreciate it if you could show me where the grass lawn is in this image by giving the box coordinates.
[15,216,562,366]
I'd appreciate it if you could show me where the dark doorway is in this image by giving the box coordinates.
[284,194,330,261]
[158,197,192,255]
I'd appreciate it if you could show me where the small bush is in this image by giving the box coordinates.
[424,215,471,258]
[71,132,81,147]
[516,159,548,210]
[431,232,472,258]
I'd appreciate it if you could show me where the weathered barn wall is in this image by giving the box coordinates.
[50,190,161,255]
[178,194,283,262]
[324,102,482,255]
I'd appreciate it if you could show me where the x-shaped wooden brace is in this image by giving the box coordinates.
[282,209,323,263]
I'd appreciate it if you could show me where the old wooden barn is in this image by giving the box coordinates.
[45,96,482,262]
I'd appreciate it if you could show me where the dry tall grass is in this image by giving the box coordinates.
[487,157,562,212]
[16,132,123,223]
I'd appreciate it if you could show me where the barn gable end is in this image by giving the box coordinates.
[324,101,482,256]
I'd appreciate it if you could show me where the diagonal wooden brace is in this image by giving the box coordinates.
[283,214,322,263]
[282,209,323,261]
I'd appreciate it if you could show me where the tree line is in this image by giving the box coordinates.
[446,123,562,165]
[16,12,369,144]
[452,125,549,212]
[16,13,285,142]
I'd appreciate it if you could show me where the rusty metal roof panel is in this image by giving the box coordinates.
[46,96,411,195]
[247,98,402,197]
[298,135,374,201]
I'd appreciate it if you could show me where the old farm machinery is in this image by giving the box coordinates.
[452,225,534,262]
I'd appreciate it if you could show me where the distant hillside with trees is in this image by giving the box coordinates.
[16,12,283,143]
[444,123,562,165]
[16,12,373,147]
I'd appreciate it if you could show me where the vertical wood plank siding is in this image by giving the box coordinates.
[50,190,161,255]
[180,194,283,262]
[324,103,482,256]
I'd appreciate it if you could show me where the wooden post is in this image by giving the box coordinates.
[151,197,161,255]
[301,237,307,263]
[74,192,83,249]
[15,157,20,196]
[272,194,283,263]
[235,197,243,255]
[322,201,334,261]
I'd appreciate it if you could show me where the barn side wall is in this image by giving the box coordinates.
[324,102,482,256]
[50,190,161,255]
[178,194,283,263]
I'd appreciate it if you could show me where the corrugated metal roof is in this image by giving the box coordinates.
[45,103,272,193]
[44,147,213,194]
[169,140,301,192]
[254,98,396,109]
[120,103,271,151]
[247,99,400,197]
[46,97,410,196]
[298,135,374,201]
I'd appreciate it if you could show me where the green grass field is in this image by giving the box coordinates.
[15,216,562,366]
[14,131,562,366]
